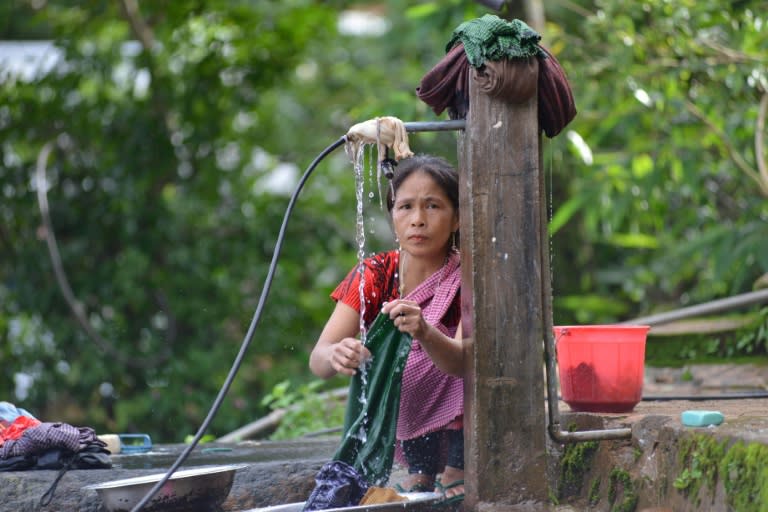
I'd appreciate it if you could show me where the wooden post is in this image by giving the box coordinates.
[458,67,549,510]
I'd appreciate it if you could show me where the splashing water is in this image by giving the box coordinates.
[344,140,391,418]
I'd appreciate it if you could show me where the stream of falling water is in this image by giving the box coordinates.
[345,141,394,445]
[349,143,369,343]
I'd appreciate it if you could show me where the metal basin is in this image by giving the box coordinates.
[82,463,247,512]
[244,492,444,512]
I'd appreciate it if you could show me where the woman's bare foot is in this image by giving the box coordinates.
[437,465,464,499]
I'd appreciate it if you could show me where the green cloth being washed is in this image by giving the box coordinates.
[332,312,413,486]
[303,313,412,511]
[446,14,545,67]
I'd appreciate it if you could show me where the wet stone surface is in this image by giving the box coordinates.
[0,438,340,512]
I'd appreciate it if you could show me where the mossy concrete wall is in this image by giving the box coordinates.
[552,399,768,512]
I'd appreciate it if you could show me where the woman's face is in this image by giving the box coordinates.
[391,170,459,260]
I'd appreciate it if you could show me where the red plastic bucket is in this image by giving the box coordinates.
[554,325,649,413]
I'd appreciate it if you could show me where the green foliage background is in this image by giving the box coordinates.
[1,0,766,442]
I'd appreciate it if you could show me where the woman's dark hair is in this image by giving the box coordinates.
[385,155,459,214]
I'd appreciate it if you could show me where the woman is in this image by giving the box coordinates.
[309,154,465,501]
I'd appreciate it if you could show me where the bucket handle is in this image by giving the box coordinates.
[553,328,569,348]
[552,328,569,363]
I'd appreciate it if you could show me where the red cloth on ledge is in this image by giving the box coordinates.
[0,416,41,447]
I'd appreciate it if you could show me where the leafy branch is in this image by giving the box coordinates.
[685,96,768,197]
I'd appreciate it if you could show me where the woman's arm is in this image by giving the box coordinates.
[309,301,371,379]
[382,300,465,377]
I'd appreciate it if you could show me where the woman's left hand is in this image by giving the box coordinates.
[382,300,464,377]
[382,299,429,339]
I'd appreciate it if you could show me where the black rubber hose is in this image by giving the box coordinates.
[129,135,347,512]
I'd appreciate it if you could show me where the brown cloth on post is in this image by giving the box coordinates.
[473,57,538,104]
[416,43,576,138]
[416,43,471,119]
[358,486,408,505]
[536,45,577,138]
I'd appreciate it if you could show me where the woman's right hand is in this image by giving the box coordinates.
[310,302,368,379]
[329,337,371,376]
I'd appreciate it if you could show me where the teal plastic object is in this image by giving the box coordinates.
[332,312,413,486]
[681,410,724,427]
[118,433,153,453]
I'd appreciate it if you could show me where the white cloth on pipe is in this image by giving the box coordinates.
[345,116,414,161]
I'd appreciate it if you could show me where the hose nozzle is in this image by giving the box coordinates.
[380,157,397,180]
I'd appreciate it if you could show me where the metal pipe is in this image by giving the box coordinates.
[403,120,466,133]
[543,328,633,444]
[549,425,632,443]
[620,288,768,327]
[539,152,632,444]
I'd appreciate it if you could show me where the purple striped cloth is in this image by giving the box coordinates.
[0,422,103,459]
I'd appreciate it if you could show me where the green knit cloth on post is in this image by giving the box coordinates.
[446,14,545,67]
